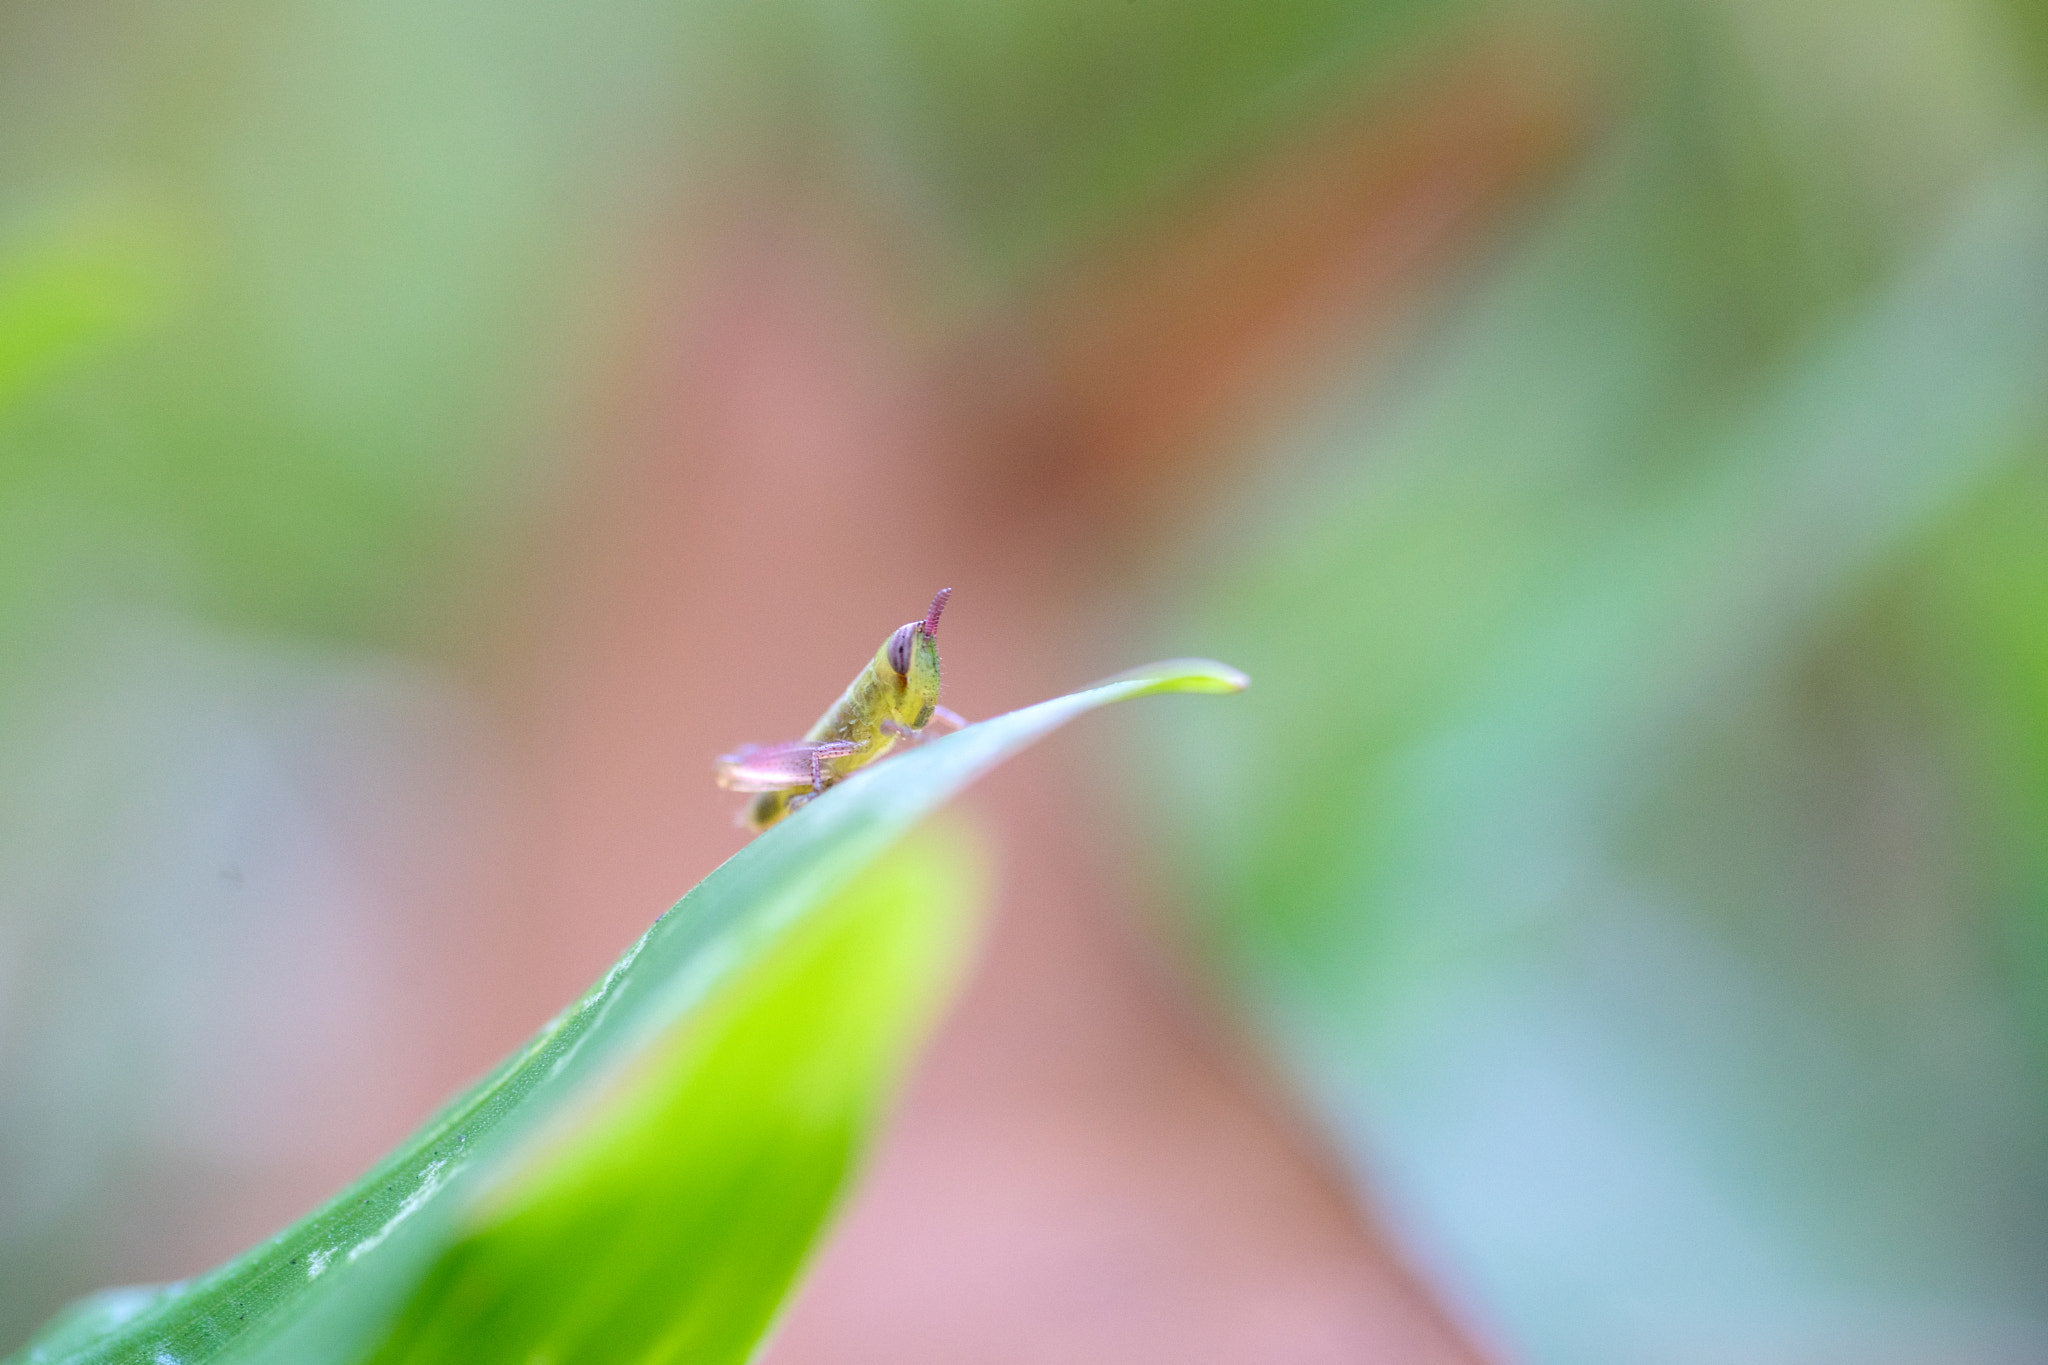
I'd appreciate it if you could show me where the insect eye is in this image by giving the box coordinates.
[886,623,916,676]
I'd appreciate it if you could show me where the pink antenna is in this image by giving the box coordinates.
[921,587,952,638]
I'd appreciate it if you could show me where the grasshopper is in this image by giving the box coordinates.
[716,587,965,830]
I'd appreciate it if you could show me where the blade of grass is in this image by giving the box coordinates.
[358,823,982,1365]
[6,658,1246,1365]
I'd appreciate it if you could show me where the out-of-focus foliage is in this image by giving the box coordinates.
[1142,3,2048,1361]
[5,661,1244,1365]
[0,0,1461,667]
[0,197,173,412]
[746,0,1468,282]
[0,0,706,649]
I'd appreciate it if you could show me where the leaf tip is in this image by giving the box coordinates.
[1092,657,1250,696]
[1180,660,1251,693]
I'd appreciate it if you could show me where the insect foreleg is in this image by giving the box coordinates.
[880,707,967,745]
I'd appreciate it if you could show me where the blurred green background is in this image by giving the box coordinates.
[4,0,2047,1360]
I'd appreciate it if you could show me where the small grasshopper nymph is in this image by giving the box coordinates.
[716,587,964,830]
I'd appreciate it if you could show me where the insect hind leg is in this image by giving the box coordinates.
[717,738,863,794]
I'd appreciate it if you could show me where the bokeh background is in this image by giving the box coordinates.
[4,0,2047,1361]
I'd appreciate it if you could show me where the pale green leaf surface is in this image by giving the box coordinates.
[5,658,1245,1365]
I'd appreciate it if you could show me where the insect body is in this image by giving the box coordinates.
[716,587,964,830]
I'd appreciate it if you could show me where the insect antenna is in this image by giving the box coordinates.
[922,586,952,638]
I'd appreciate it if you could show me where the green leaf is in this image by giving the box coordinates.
[6,658,1245,1365]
